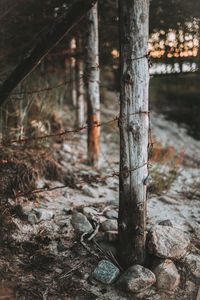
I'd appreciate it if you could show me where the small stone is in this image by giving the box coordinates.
[147,225,190,260]
[186,280,196,293]
[92,260,120,284]
[83,207,98,219]
[153,259,180,291]
[104,209,118,219]
[106,231,118,242]
[182,253,200,279]
[82,185,96,198]
[159,195,177,204]
[36,179,46,189]
[118,265,156,293]
[34,209,54,221]
[71,211,93,233]
[101,220,118,232]
[28,212,38,224]
[158,220,173,227]
[62,143,72,153]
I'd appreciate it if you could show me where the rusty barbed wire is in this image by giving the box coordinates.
[0,109,154,147]
[0,116,118,147]
[13,161,150,199]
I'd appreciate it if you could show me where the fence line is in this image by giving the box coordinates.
[14,161,150,199]
[0,115,118,147]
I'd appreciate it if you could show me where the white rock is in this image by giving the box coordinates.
[118,265,156,293]
[104,209,118,219]
[71,211,93,233]
[62,143,72,153]
[101,219,118,232]
[28,213,38,224]
[82,185,96,198]
[83,207,98,219]
[153,259,180,291]
[147,225,190,259]
[34,209,54,221]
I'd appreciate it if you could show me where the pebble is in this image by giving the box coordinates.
[28,212,38,224]
[153,259,180,291]
[158,219,173,227]
[71,211,93,233]
[101,219,118,232]
[62,143,72,153]
[34,209,54,221]
[82,185,97,198]
[92,260,120,284]
[147,225,190,259]
[83,207,99,219]
[118,265,156,293]
[104,209,118,219]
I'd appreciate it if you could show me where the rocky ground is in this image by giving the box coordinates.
[0,111,200,299]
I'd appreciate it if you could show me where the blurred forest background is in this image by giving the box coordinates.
[0,0,199,141]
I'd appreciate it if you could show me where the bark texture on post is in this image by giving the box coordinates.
[86,3,100,168]
[118,0,150,268]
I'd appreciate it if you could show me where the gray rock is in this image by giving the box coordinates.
[82,185,96,198]
[83,207,98,219]
[153,259,180,291]
[28,212,38,224]
[104,209,118,219]
[101,219,118,232]
[92,259,120,284]
[158,219,173,227]
[106,231,118,242]
[118,265,156,293]
[147,225,190,260]
[182,253,200,279]
[34,209,54,221]
[71,211,93,233]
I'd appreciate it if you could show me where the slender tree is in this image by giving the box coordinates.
[75,34,85,127]
[118,0,150,268]
[69,37,77,108]
[86,3,100,167]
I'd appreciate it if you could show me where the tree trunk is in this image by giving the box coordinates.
[118,0,150,268]
[75,35,85,127]
[86,3,100,168]
[0,0,97,107]
[69,38,77,108]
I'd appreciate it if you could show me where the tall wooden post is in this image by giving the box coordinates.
[118,0,150,268]
[86,3,100,168]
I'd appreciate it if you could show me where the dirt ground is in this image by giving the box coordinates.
[0,110,200,300]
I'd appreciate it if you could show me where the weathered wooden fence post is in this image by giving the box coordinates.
[86,3,100,168]
[118,0,150,268]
